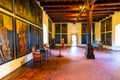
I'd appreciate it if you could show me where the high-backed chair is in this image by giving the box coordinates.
[32,46,42,63]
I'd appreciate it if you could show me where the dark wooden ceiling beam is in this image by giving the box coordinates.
[40,1,84,6]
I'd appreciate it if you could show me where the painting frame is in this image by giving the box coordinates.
[0,12,14,65]
[15,19,30,58]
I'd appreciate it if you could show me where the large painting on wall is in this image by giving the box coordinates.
[82,23,87,33]
[62,34,67,44]
[62,24,67,33]
[14,0,30,20]
[48,19,52,32]
[39,28,43,48]
[55,24,60,33]
[81,34,87,44]
[101,33,105,45]
[0,13,14,64]
[38,7,43,27]
[29,0,38,24]
[16,19,30,58]
[101,21,105,32]
[106,17,112,31]
[30,25,39,51]
[105,32,112,46]
[0,0,13,11]
[55,34,61,44]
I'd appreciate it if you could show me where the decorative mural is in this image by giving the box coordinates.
[0,13,14,64]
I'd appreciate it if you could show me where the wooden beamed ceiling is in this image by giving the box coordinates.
[37,0,120,23]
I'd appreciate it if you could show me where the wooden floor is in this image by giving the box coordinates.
[2,47,120,80]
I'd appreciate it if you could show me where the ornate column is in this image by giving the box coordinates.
[85,0,95,59]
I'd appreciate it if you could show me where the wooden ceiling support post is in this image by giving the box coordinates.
[85,0,95,59]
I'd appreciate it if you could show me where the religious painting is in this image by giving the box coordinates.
[55,24,60,33]
[0,13,14,65]
[62,24,67,33]
[55,34,61,44]
[62,34,67,44]
[105,32,112,46]
[16,19,30,58]
[106,17,112,31]
[30,25,39,51]
[101,21,105,32]
[29,0,38,24]
[82,23,87,33]
[0,0,13,11]
[14,0,30,20]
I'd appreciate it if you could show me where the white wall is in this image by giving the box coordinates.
[68,23,81,46]
[0,53,32,79]
[112,12,120,50]
[43,11,49,44]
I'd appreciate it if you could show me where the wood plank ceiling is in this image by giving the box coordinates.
[37,0,120,23]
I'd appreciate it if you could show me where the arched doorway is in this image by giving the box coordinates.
[72,34,77,47]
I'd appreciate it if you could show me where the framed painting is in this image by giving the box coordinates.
[81,34,87,44]
[29,0,38,24]
[14,0,30,20]
[105,32,112,46]
[0,0,13,11]
[106,17,112,31]
[62,34,67,44]
[30,25,39,51]
[101,33,105,45]
[92,23,95,33]
[49,33,52,45]
[55,34,61,44]
[38,7,43,27]
[48,18,52,32]
[82,23,87,33]
[55,24,60,33]
[0,13,14,65]
[15,19,30,58]
[62,24,67,33]
[39,28,43,48]
[101,21,105,32]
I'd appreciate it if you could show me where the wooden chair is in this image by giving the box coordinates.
[32,46,42,63]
